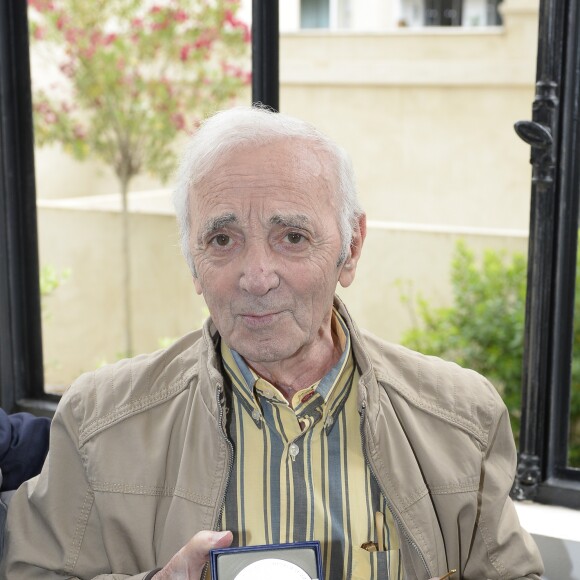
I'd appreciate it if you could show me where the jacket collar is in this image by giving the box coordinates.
[333,295,381,422]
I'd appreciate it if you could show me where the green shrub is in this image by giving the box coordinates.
[40,265,70,319]
[401,240,580,466]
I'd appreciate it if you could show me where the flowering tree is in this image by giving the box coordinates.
[28,0,250,356]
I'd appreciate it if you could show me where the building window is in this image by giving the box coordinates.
[301,0,330,28]
[399,0,503,28]
[425,0,462,26]
[486,0,503,26]
[300,0,351,30]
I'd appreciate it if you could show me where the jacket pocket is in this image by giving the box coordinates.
[351,547,402,579]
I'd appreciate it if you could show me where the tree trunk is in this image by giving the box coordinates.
[120,176,133,358]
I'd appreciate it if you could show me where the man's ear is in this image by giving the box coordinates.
[193,275,203,295]
[338,213,366,288]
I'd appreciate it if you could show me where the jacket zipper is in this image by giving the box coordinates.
[359,400,432,579]
[214,385,235,528]
[202,385,235,579]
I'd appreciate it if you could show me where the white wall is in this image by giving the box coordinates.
[515,503,580,580]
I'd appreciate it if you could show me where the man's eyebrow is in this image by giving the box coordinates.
[198,213,237,243]
[269,214,310,229]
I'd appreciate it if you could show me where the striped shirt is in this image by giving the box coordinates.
[220,311,403,579]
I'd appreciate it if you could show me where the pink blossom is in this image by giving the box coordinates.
[28,0,55,13]
[73,125,86,139]
[150,5,161,14]
[223,10,250,42]
[64,28,79,44]
[131,18,143,29]
[90,31,102,46]
[179,45,190,61]
[33,26,45,40]
[173,9,188,22]
[171,113,185,130]
[34,101,50,114]
[58,61,75,77]
[152,22,168,31]
[224,9,235,25]
[56,15,66,31]
[82,45,96,60]
[44,111,57,124]
[193,36,212,50]
[240,22,251,43]
[104,33,117,45]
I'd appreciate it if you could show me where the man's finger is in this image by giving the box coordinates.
[155,530,233,579]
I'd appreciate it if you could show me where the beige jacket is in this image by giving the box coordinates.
[1,299,543,579]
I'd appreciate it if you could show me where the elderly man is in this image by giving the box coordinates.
[2,107,542,579]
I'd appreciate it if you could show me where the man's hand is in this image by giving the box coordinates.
[154,530,233,579]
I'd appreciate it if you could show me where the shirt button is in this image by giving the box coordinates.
[325,415,334,428]
[251,409,261,422]
[289,443,299,460]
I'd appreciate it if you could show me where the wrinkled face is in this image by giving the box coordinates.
[189,138,360,364]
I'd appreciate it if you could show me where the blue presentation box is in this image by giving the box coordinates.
[210,540,323,580]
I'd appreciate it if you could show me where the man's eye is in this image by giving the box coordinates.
[285,232,304,244]
[213,234,231,247]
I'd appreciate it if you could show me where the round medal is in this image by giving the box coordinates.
[233,558,311,580]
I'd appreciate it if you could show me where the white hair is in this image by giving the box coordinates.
[173,105,363,275]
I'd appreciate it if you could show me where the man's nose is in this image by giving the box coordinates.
[238,245,280,296]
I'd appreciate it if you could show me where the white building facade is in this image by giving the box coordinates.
[268,0,504,31]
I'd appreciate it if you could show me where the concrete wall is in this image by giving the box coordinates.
[38,197,208,388]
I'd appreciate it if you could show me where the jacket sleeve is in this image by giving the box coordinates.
[0,387,156,580]
[463,391,544,580]
[0,408,50,492]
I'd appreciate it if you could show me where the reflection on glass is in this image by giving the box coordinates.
[30,0,543,476]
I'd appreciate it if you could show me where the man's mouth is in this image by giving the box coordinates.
[239,312,282,327]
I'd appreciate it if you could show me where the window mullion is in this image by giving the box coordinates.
[0,0,44,411]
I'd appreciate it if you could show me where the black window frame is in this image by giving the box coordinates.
[512,0,580,508]
[0,0,55,417]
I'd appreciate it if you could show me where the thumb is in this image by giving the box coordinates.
[209,530,234,550]
[188,530,233,563]
[155,530,233,579]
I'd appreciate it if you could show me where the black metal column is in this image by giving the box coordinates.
[251,0,279,111]
[0,1,44,411]
[513,0,580,505]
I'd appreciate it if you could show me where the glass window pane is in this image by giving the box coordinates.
[29,1,250,394]
[281,2,538,447]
